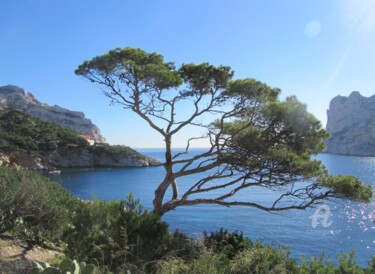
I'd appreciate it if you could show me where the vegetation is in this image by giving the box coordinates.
[30,258,111,274]
[0,166,80,245]
[202,229,252,259]
[0,108,89,156]
[93,143,146,160]
[76,47,372,216]
[1,167,374,273]
[0,108,147,168]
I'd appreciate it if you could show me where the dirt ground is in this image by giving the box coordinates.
[0,236,63,274]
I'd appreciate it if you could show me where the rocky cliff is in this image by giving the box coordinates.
[0,85,106,143]
[326,91,375,156]
[0,108,161,169]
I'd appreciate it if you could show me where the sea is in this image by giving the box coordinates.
[52,149,375,266]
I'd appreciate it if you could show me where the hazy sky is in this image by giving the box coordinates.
[1,0,374,148]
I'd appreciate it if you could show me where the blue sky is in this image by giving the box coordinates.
[1,0,374,148]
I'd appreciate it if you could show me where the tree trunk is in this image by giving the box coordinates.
[153,135,174,216]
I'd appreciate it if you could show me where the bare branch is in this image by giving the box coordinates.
[176,190,334,212]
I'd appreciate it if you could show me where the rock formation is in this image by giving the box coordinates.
[326,91,375,156]
[0,85,106,143]
[0,107,161,169]
[0,149,161,170]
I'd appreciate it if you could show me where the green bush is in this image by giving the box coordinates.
[368,256,375,274]
[230,245,298,274]
[91,143,146,160]
[0,108,89,156]
[161,229,202,262]
[300,253,336,274]
[299,251,375,274]
[156,251,231,274]
[202,228,253,259]
[63,194,170,272]
[0,167,79,245]
[337,251,365,274]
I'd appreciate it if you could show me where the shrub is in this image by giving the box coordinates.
[91,143,146,160]
[162,229,203,262]
[230,245,299,274]
[300,254,336,274]
[337,251,366,274]
[299,251,374,274]
[368,256,375,274]
[155,257,188,274]
[156,251,231,274]
[63,194,170,272]
[0,167,79,245]
[202,228,252,259]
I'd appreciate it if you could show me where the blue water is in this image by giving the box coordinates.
[54,149,375,266]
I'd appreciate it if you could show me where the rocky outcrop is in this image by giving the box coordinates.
[326,91,375,156]
[45,145,161,169]
[0,85,106,143]
[0,147,161,170]
[0,95,162,169]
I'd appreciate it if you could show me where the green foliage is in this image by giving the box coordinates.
[368,256,375,273]
[262,97,329,154]
[217,96,373,202]
[178,63,233,95]
[75,47,182,91]
[2,167,373,273]
[92,144,146,160]
[63,198,130,269]
[30,258,112,274]
[218,96,329,175]
[156,251,231,274]
[202,228,252,259]
[0,167,80,244]
[0,108,89,156]
[155,257,188,274]
[162,229,203,262]
[337,252,362,274]
[0,108,147,168]
[63,195,170,272]
[75,46,373,215]
[300,254,336,274]
[319,176,373,202]
[230,245,299,274]
[299,251,375,274]
[226,78,280,101]
[156,247,375,274]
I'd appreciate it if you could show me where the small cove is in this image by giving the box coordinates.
[53,149,375,266]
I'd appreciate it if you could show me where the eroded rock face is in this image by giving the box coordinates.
[1,148,161,170]
[326,91,375,156]
[0,85,106,143]
[46,147,161,168]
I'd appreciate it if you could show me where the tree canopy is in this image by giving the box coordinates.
[76,47,372,216]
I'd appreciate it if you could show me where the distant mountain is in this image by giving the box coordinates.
[0,85,106,143]
[0,108,161,169]
[326,91,375,156]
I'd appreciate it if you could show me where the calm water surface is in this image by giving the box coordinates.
[54,149,375,266]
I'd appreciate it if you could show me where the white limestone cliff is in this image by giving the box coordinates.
[0,85,106,143]
[326,91,375,156]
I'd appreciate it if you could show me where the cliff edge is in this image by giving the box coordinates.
[0,108,161,169]
[0,85,106,143]
[326,91,375,156]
